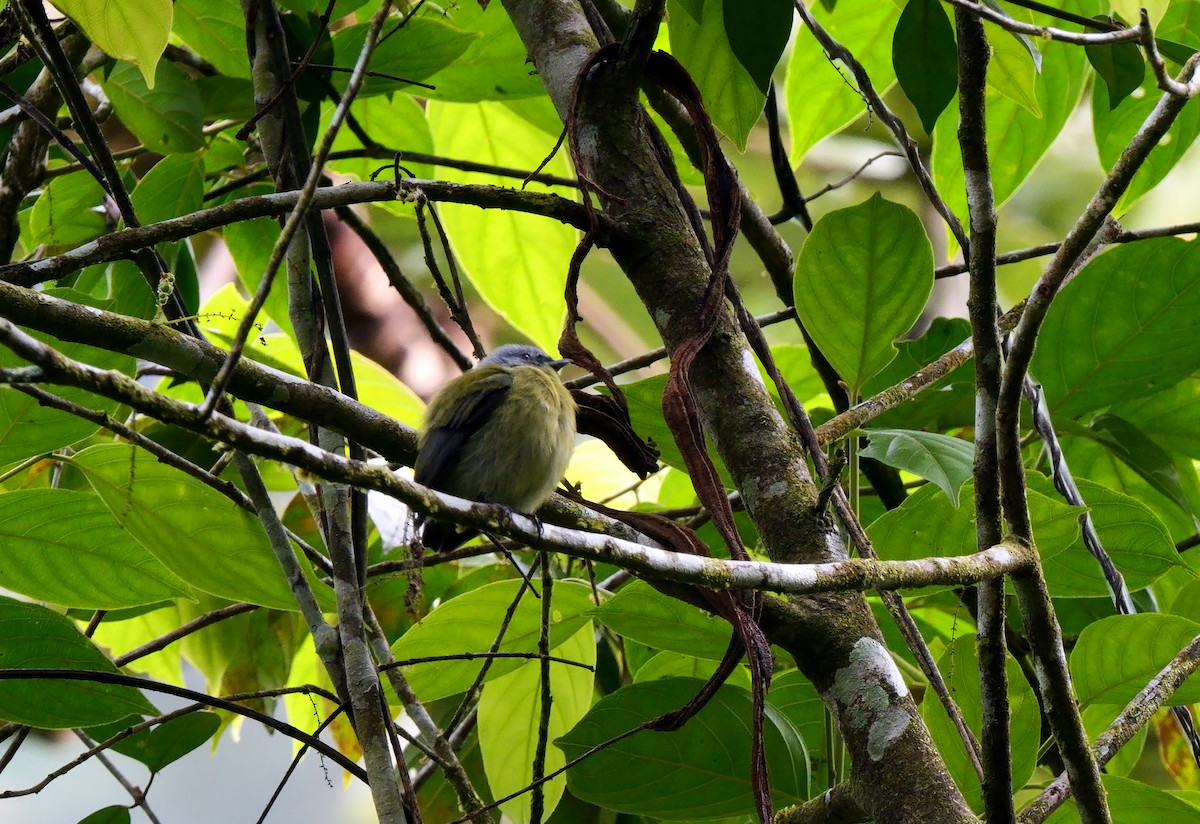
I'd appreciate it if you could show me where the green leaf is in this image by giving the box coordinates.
[29,172,108,248]
[0,489,191,609]
[76,807,131,824]
[479,622,595,824]
[786,0,900,162]
[634,651,752,687]
[325,95,433,183]
[987,15,1042,116]
[594,580,732,660]
[1071,614,1200,707]
[54,0,171,87]
[1087,414,1196,515]
[859,316,976,432]
[0,596,157,728]
[331,16,478,97]
[1093,3,1200,211]
[220,202,294,341]
[419,2,547,101]
[793,193,934,393]
[351,351,425,430]
[560,678,809,818]
[389,580,600,702]
[1032,238,1200,418]
[1046,775,1200,823]
[932,4,1091,251]
[1111,0,1169,26]
[129,153,205,226]
[177,596,305,708]
[88,712,221,772]
[1110,378,1200,461]
[892,0,957,133]
[1082,703,1146,777]
[667,0,766,150]
[765,669,826,775]
[173,0,250,79]
[922,635,1040,812]
[75,444,320,611]
[1069,477,1185,588]
[1085,39,1145,110]
[868,475,1174,598]
[426,101,575,352]
[101,60,203,154]
[859,429,973,505]
[0,292,136,465]
[722,0,793,94]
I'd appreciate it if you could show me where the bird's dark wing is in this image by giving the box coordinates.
[414,371,513,492]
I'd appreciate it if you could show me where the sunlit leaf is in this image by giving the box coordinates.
[668,0,766,150]
[427,101,575,352]
[479,622,595,824]
[1033,239,1200,418]
[55,0,170,87]
[794,193,934,393]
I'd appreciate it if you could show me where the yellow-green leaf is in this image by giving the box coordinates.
[54,0,171,87]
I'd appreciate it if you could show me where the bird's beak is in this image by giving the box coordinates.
[548,358,572,371]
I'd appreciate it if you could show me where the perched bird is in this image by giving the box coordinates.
[415,343,577,551]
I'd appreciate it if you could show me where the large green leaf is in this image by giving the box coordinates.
[389,580,600,702]
[987,8,1042,116]
[1110,377,1200,461]
[1071,614,1200,707]
[667,0,766,150]
[931,0,1095,249]
[765,669,826,783]
[75,444,319,611]
[55,0,170,87]
[479,622,595,824]
[1086,414,1197,515]
[330,16,478,97]
[87,711,221,772]
[0,291,136,466]
[101,60,204,154]
[420,2,547,101]
[859,429,973,505]
[868,474,1177,597]
[28,172,108,248]
[1093,3,1200,212]
[859,316,976,431]
[922,636,1040,812]
[785,0,901,162]
[793,193,934,393]
[0,489,191,609]
[0,597,157,728]
[172,0,249,79]
[593,580,732,660]
[561,678,809,819]
[324,94,434,184]
[1046,776,1200,823]
[1032,238,1200,418]
[129,153,205,225]
[1069,477,1185,587]
[426,100,575,352]
[892,0,958,133]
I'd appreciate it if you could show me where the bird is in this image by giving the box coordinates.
[414,343,577,552]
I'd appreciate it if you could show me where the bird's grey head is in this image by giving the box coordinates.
[479,344,570,370]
